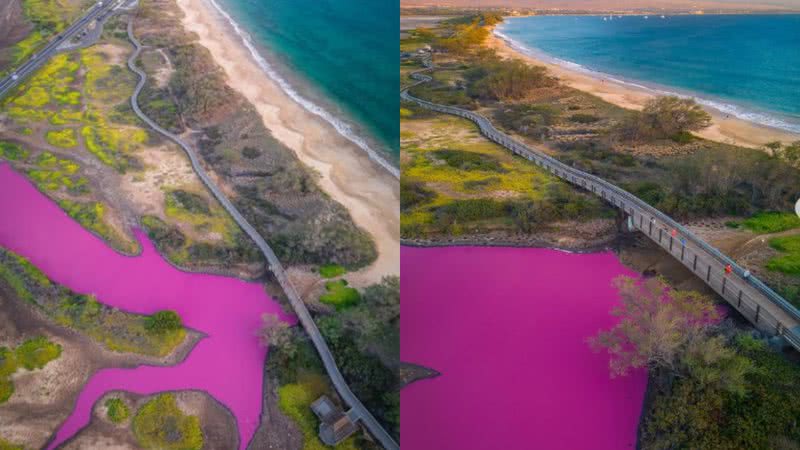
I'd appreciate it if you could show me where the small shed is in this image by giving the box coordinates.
[310,395,359,445]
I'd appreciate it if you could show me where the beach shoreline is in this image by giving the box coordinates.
[176,0,399,286]
[489,27,800,149]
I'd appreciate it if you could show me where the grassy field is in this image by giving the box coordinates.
[105,397,131,424]
[401,109,609,238]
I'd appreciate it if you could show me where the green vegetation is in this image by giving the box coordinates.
[0,142,29,161]
[132,393,204,450]
[431,149,505,172]
[165,190,211,215]
[28,152,88,193]
[0,437,24,450]
[105,397,130,423]
[0,336,61,404]
[319,280,361,310]
[614,96,712,143]
[15,336,62,370]
[433,13,501,54]
[767,235,800,276]
[144,310,183,334]
[641,334,800,449]
[0,248,187,357]
[57,199,122,245]
[318,263,346,279]
[590,276,800,448]
[743,211,800,234]
[277,374,358,450]
[45,128,78,148]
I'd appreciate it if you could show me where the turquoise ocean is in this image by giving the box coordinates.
[497,15,800,134]
[210,0,399,172]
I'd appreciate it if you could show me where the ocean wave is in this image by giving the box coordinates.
[494,26,800,135]
[206,0,400,179]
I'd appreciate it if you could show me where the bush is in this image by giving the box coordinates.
[0,347,16,377]
[241,146,261,159]
[0,377,13,404]
[132,393,204,450]
[569,113,600,124]
[141,215,186,252]
[15,336,61,370]
[615,96,711,142]
[493,103,560,138]
[106,397,130,423]
[431,149,505,172]
[400,179,435,210]
[465,53,554,101]
[434,198,508,223]
[165,190,210,215]
[319,264,346,278]
[319,280,361,310]
[144,310,182,334]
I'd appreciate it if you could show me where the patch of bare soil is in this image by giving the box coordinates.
[0,286,201,449]
[63,390,239,450]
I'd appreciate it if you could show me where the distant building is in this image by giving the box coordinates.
[310,396,359,446]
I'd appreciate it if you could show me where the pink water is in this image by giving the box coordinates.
[0,163,295,449]
[400,246,648,450]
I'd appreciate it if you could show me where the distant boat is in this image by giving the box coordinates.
[644,15,649,19]
[603,17,607,21]
[661,15,666,19]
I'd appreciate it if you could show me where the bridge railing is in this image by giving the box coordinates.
[403,77,800,345]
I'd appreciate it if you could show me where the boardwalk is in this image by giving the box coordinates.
[402,68,800,351]
[126,23,398,450]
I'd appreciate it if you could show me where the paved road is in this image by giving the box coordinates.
[127,21,399,450]
[402,66,800,351]
[0,0,121,99]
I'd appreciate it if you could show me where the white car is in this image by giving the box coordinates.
[11,74,18,81]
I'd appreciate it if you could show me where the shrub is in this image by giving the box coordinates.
[144,310,182,334]
[569,113,600,124]
[319,280,361,310]
[105,397,130,423]
[434,198,508,223]
[319,264,346,279]
[767,235,800,276]
[0,377,13,404]
[45,129,78,148]
[241,146,261,159]
[431,149,505,172]
[165,190,210,215]
[0,141,28,161]
[0,347,16,377]
[400,179,435,210]
[15,336,62,370]
[615,96,711,142]
[132,393,204,450]
[465,53,554,101]
[493,103,560,138]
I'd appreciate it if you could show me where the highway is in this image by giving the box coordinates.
[0,0,121,99]
[402,65,800,351]
[126,21,399,450]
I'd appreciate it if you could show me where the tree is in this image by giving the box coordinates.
[590,276,751,395]
[615,96,712,142]
[644,96,712,136]
[259,313,297,360]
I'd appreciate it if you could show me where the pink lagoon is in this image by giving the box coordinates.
[0,163,294,449]
[400,245,648,450]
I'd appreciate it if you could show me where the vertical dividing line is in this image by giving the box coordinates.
[756,305,761,323]
[706,265,711,282]
[693,254,698,271]
[722,277,727,295]
[738,290,743,308]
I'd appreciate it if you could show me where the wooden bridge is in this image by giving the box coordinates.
[402,69,800,351]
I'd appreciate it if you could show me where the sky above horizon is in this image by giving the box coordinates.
[401,0,800,10]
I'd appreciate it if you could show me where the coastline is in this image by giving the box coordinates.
[176,0,400,286]
[489,28,800,149]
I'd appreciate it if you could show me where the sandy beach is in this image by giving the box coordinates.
[176,0,399,286]
[488,31,800,149]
